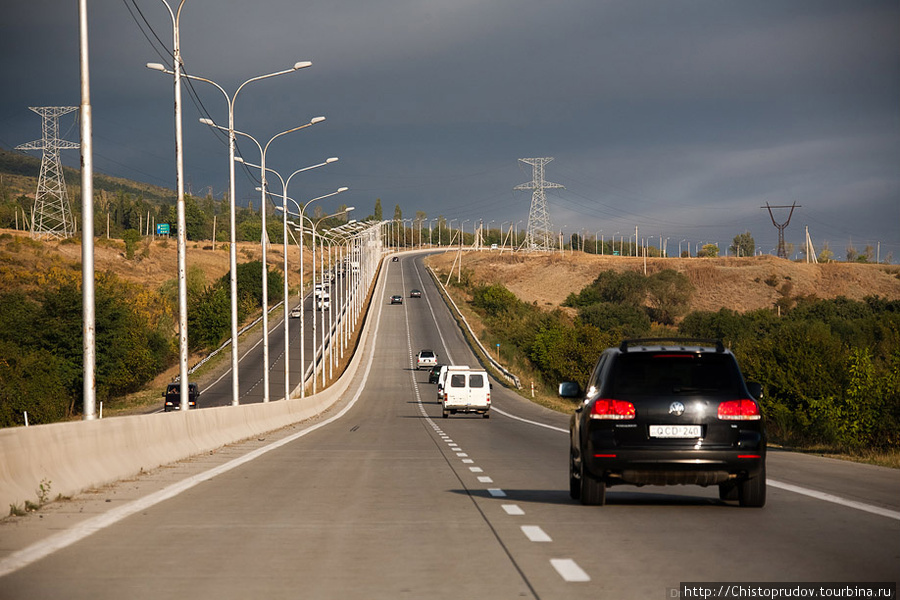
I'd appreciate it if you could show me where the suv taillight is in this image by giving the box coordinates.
[590,398,635,420]
[717,399,761,420]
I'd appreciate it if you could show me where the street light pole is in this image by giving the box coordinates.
[278,191,349,395]
[237,157,338,401]
[152,0,193,409]
[149,60,310,407]
[201,116,325,402]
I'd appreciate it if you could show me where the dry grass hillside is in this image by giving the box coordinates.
[426,250,900,315]
[0,228,309,293]
[4,227,899,315]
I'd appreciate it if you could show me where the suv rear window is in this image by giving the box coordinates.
[610,353,740,396]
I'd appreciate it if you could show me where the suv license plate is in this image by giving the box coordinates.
[649,425,701,438]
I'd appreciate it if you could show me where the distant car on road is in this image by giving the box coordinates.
[416,349,437,370]
[163,382,200,412]
[410,289,422,298]
[560,338,766,507]
[392,257,399,262]
[428,364,445,384]
[290,305,302,318]
[390,295,403,304]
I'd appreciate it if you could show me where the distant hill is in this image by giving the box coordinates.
[426,251,900,316]
[0,146,174,206]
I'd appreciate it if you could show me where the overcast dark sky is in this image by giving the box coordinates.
[1,1,898,259]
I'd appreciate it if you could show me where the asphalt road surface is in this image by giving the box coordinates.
[2,254,898,599]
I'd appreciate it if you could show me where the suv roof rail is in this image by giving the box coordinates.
[619,337,725,353]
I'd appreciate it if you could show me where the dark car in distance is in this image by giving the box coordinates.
[163,382,200,412]
[390,295,403,304]
[560,338,766,507]
[410,289,422,298]
[428,364,445,384]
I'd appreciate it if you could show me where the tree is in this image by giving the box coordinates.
[698,243,719,258]
[122,229,141,260]
[373,198,383,221]
[646,269,694,325]
[730,231,755,257]
[393,204,402,221]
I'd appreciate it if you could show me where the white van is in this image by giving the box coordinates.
[441,367,491,419]
[436,365,458,400]
[316,293,331,311]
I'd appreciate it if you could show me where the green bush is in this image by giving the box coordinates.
[679,297,900,450]
[578,302,651,337]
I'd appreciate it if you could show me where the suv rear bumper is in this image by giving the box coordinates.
[585,448,765,486]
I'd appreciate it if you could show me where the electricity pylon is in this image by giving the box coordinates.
[762,201,800,259]
[16,106,80,239]
[515,157,564,252]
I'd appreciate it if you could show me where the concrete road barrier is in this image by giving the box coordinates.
[0,255,385,513]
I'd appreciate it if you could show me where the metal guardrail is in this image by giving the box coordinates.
[427,267,521,389]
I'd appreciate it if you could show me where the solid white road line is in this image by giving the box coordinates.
[0,262,392,578]
[491,406,567,433]
[768,479,900,521]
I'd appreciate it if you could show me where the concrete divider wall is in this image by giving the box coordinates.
[0,255,386,513]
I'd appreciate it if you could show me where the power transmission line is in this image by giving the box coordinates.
[16,107,79,239]
[515,157,564,252]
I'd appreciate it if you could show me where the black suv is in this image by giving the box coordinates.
[560,338,766,507]
[163,382,200,412]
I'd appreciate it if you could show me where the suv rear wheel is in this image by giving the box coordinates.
[580,462,607,506]
[738,464,766,508]
[569,451,581,500]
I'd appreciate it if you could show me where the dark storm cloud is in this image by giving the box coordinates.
[1,0,897,258]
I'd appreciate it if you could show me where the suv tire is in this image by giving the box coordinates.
[569,451,581,500]
[738,464,766,508]
[580,462,607,506]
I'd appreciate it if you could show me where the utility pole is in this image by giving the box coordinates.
[763,202,800,259]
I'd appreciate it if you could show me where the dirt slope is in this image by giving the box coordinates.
[425,250,900,314]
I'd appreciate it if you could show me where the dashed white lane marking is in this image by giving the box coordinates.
[407,260,592,586]
[522,525,552,542]
[551,559,591,582]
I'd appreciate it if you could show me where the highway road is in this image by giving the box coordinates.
[2,254,898,599]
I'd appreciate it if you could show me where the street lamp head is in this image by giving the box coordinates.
[310,116,326,125]
[337,187,349,193]
[326,157,339,164]
[146,62,168,73]
[234,156,245,163]
[293,61,313,70]
[344,206,355,212]
[199,117,215,126]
